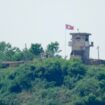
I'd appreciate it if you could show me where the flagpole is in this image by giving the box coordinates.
[65,24,74,59]
[65,28,67,59]
[97,46,100,60]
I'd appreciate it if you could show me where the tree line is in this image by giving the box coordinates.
[0,41,61,62]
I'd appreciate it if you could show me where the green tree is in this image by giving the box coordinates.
[0,42,15,61]
[30,43,44,57]
[0,41,11,52]
[22,48,34,61]
[46,41,61,57]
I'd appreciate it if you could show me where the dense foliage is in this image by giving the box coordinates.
[0,58,105,105]
[0,41,61,62]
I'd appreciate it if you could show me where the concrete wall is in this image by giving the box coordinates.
[70,33,91,62]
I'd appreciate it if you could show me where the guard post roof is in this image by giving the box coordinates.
[70,32,91,36]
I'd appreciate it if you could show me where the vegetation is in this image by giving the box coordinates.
[0,41,105,105]
[0,57,105,105]
[0,41,61,61]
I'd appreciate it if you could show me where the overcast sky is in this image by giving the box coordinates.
[0,0,105,59]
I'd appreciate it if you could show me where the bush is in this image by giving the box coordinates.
[0,58,105,105]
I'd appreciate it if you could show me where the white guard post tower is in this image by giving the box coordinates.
[69,33,93,63]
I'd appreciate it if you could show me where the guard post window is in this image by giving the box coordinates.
[85,36,89,41]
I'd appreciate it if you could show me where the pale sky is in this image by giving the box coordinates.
[0,0,105,59]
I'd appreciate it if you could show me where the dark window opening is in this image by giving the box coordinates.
[85,36,89,41]
[76,37,80,40]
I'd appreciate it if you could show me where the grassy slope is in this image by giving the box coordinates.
[0,58,105,105]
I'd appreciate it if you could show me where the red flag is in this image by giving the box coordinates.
[65,24,74,30]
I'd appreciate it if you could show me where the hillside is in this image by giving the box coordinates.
[0,58,105,105]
